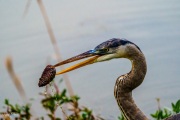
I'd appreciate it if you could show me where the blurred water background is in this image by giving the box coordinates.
[0,0,180,119]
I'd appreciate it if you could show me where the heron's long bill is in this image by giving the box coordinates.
[53,50,99,75]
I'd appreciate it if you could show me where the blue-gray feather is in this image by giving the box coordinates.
[94,38,141,52]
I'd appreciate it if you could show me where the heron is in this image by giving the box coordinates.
[39,38,180,120]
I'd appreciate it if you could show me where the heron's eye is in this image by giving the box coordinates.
[104,48,109,52]
[99,48,109,53]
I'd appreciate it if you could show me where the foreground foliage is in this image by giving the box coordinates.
[150,99,180,120]
[40,89,96,120]
[0,81,103,120]
[1,84,180,120]
[118,99,180,120]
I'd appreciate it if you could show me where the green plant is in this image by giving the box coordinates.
[151,99,180,120]
[1,79,103,120]
[171,100,180,114]
[118,114,125,120]
[3,99,31,120]
[151,108,172,120]
[1,85,180,120]
[41,87,96,120]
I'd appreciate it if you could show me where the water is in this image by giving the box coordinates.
[0,0,180,119]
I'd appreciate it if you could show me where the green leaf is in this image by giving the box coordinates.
[55,118,61,120]
[4,99,9,105]
[118,114,125,120]
[47,114,54,120]
[172,99,180,113]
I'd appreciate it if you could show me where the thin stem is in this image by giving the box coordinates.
[37,0,74,96]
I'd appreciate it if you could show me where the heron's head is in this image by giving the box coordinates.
[38,38,142,87]
[54,38,141,75]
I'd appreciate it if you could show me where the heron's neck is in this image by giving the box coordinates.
[114,52,148,120]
